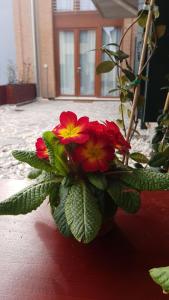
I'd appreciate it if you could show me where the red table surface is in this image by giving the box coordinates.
[0,179,169,300]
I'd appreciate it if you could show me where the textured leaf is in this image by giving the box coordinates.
[149,266,169,293]
[87,173,107,191]
[122,169,169,191]
[130,152,149,164]
[65,182,102,243]
[12,150,53,172]
[108,182,140,213]
[0,180,57,215]
[96,61,115,74]
[52,183,71,237]
[43,131,69,176]
[27,169,42,179]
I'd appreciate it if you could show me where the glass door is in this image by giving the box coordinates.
[79,30,96,96]
[59,31,75,95]
[101,27,121,96]
[58,29,96,96]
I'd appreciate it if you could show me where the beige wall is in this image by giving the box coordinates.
[13,0,56,97]
[13,0,35,83]
[121,18,136,68]
[35,0,56,97]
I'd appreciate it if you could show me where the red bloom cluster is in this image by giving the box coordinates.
[35,111,130,172]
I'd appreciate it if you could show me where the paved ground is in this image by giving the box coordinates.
[0,98,155,179]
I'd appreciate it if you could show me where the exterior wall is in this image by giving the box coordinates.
[13,0,56,97]
[13,0,35,83]
[13,0,135,98]
[35,0,56,97]
[0,0,16,84]
[121,18,136,68]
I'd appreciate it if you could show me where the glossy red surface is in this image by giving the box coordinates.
[0,180,169,299]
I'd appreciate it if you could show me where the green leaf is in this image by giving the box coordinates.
[49,184,60,209]
[122,169,169,191]
[116,119,124,129]
[43,131,69,176]
[65,182,102,243]
[52,182,71,237]
[138,10,148,28]
[122,69,136,81]
[130,152,149,164]
[112,50,129,62]
[87,173,107,191]
[12,150,53,172]
[96,61,115,74]
[149,266,169,294]
[27,169,42,179]
[108,182,140,213]
[149,147,169,167]
[0,180,57,215]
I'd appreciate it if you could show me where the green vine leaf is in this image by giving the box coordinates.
[116,119,124,129]
[65,182,102,243]
[149,147,169,167]
[149,266,169,294]
[96,61,115,74]
[138,10,148,28]
[12,150,53,172]
[122,169,169,191]
[0,180,57,215]
[130,152,149,164]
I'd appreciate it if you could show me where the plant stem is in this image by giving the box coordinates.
[126,0,155,143]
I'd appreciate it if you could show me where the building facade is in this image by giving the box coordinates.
[0,0,16,84]
[13,0,136,99]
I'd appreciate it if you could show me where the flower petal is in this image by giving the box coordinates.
[60,111,77,127]
[35,138,48,159]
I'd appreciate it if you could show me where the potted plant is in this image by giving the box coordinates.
[0,0,169,246]
[5,61,36,105]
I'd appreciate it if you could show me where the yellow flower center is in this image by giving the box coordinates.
[60,124,81,138]
[83,142,104,161]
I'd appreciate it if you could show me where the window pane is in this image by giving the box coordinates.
[56,0,73,11]
[80,0,96,11]
[59,32,75,95]
[101,27,121,97]
[80,30,96,95]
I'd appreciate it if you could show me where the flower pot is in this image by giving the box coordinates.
[6,83,36,104]
[0,85,7,105]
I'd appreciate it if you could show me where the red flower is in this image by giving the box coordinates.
[105,121,131,154]
[53,111,89,145]
[35,138,48,159]
[73,136,114,172]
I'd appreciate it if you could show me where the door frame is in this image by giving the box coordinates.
[56,27,99,97]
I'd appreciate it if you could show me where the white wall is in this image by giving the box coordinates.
[0,0,16,84]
